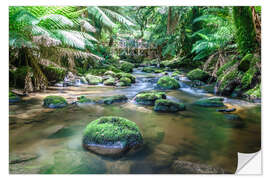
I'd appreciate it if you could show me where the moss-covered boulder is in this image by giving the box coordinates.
[119,77,131,86]
[154,69,164,73]
[160,59,181,68]
[9,91,20,103]
[82,116,143,156]
[116,72,136,83]
[135,91,166,105]
[171,71,181,77]
[103,77,116,86]
[80,76,88,84]
[104,71,116,77]
[76,96,95,104]
[103,95,128,105]
[142,67,156,73]
[154,99,185,112]
[187,68,210,82]
[120,61,134,73]
[43,96,68,108]
[41,65,66,83]
[85,74,103,85]
[194,97,225,107]
[157,76,180,90]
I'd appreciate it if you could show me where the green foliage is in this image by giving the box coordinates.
[233,7,257,54]
[216,59,238,77]
[157,76,180,89]
[245,84,261,98]
[83,116,143,146]
[241,66,257,89]
[120,61,134,73]
[238,53,253,72]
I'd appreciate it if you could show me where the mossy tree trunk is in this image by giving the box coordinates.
[232,6,257,55]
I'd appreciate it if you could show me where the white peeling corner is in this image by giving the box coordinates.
[236,150,262,174]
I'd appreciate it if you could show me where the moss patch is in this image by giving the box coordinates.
[83,116,143,147]
[85,74,103,85]
[135,91,166,105]
[157,76,180,89]
[103,95,128,105]
[119,77,131,86]
[187,68,210,82]
[154,99,185,112]
[120,61,134,73]
[103,77,116,86]
[116,72,136,83]
[43,96,68,108]
[77,96,94,104]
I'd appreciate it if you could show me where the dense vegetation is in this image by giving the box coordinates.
[9,6,261,100]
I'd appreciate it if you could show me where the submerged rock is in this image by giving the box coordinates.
[85,74,102,85]
[76,96,95,104]
[154,99,185,112]
[223,114,245,128]
[135,91,166,105]
[172,160,225,174]
[217,108,236,112]
[187,68,210,82]
[82,116,143,156]
[9,153,39,164]
[103,95,128,105]
[142,67,156,73]
[9,91,20,103]
[43,96,68,108]
[157,76,180,90]
[194,97,225,107]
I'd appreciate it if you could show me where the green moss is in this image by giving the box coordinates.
[157,76,180,89]
[103,95,128,105]
[120,61,134,73]
[142,67,156,73]
[85,74,103,85]
[218,69,240,91]
[172,71,181,77]
[104,71,116,77]
[217,59,238,77]
[116,72,136,83]
[238,54,253,72]
[245,84,261,98]
[187,68,209,82]
[154,69,164,73]
[103,77,116,86]
[154,99,185,112]
[194,97,225,107]
[135,91,166,105]
[83,116,143,147]
[43,96,68,108]
[119,77,131,86]
[241,67,257,89]
[77,96,94,104]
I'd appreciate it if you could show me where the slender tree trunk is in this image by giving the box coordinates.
[167,7,172,34]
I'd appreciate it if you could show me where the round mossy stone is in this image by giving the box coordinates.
[82,116,143,156]
[119,77,131,86]
[154,99,185,112]
[43,96,68,108]
[187,68,210,82]
[85,74,103,85]
[116,73,136,83]
[135,91,166,105]
[103,95,128,105]
[103,77,116,86]
[157,76,180,89]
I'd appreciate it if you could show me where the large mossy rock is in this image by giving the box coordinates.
[82,116,143,156]
[160,59,181,68]
[40,65,66,83]
[135,91,166,105]
[104,71,116,77]
[172,160,225,174]
[187,68,210,82]
[9,91,20,103]
[142,67,156,73]
[119,77,131,86]
[85,74,102,85]
[43,96,68,108]
[157,76,180,90]
[238,54,252,72]
[116,72,136,83]
[154,99,185,112]
[103,77,116,86]
[120,61,134,73]
[103,95,128,105]
[76,96,95,104]
[194,97,225,107]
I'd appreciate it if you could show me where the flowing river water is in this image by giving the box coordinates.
[9,68,261,174]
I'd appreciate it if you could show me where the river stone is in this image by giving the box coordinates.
[135,91,166,105]
[119,77,131,86]
[82,116,143,156]
[43,96,68,108]
[154,99,185,112]
[157,76,180,90]
[120,61,134,73]
[104,71,116,77]
[142,67,156,73]
[194,97,225,107]
[172,160,225,174]
[103,77,116,86]
[187,68,210,82]
[80,76,88,84]
[103,95,128,105]
[116,72,136,83]
[85,74,102,85]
